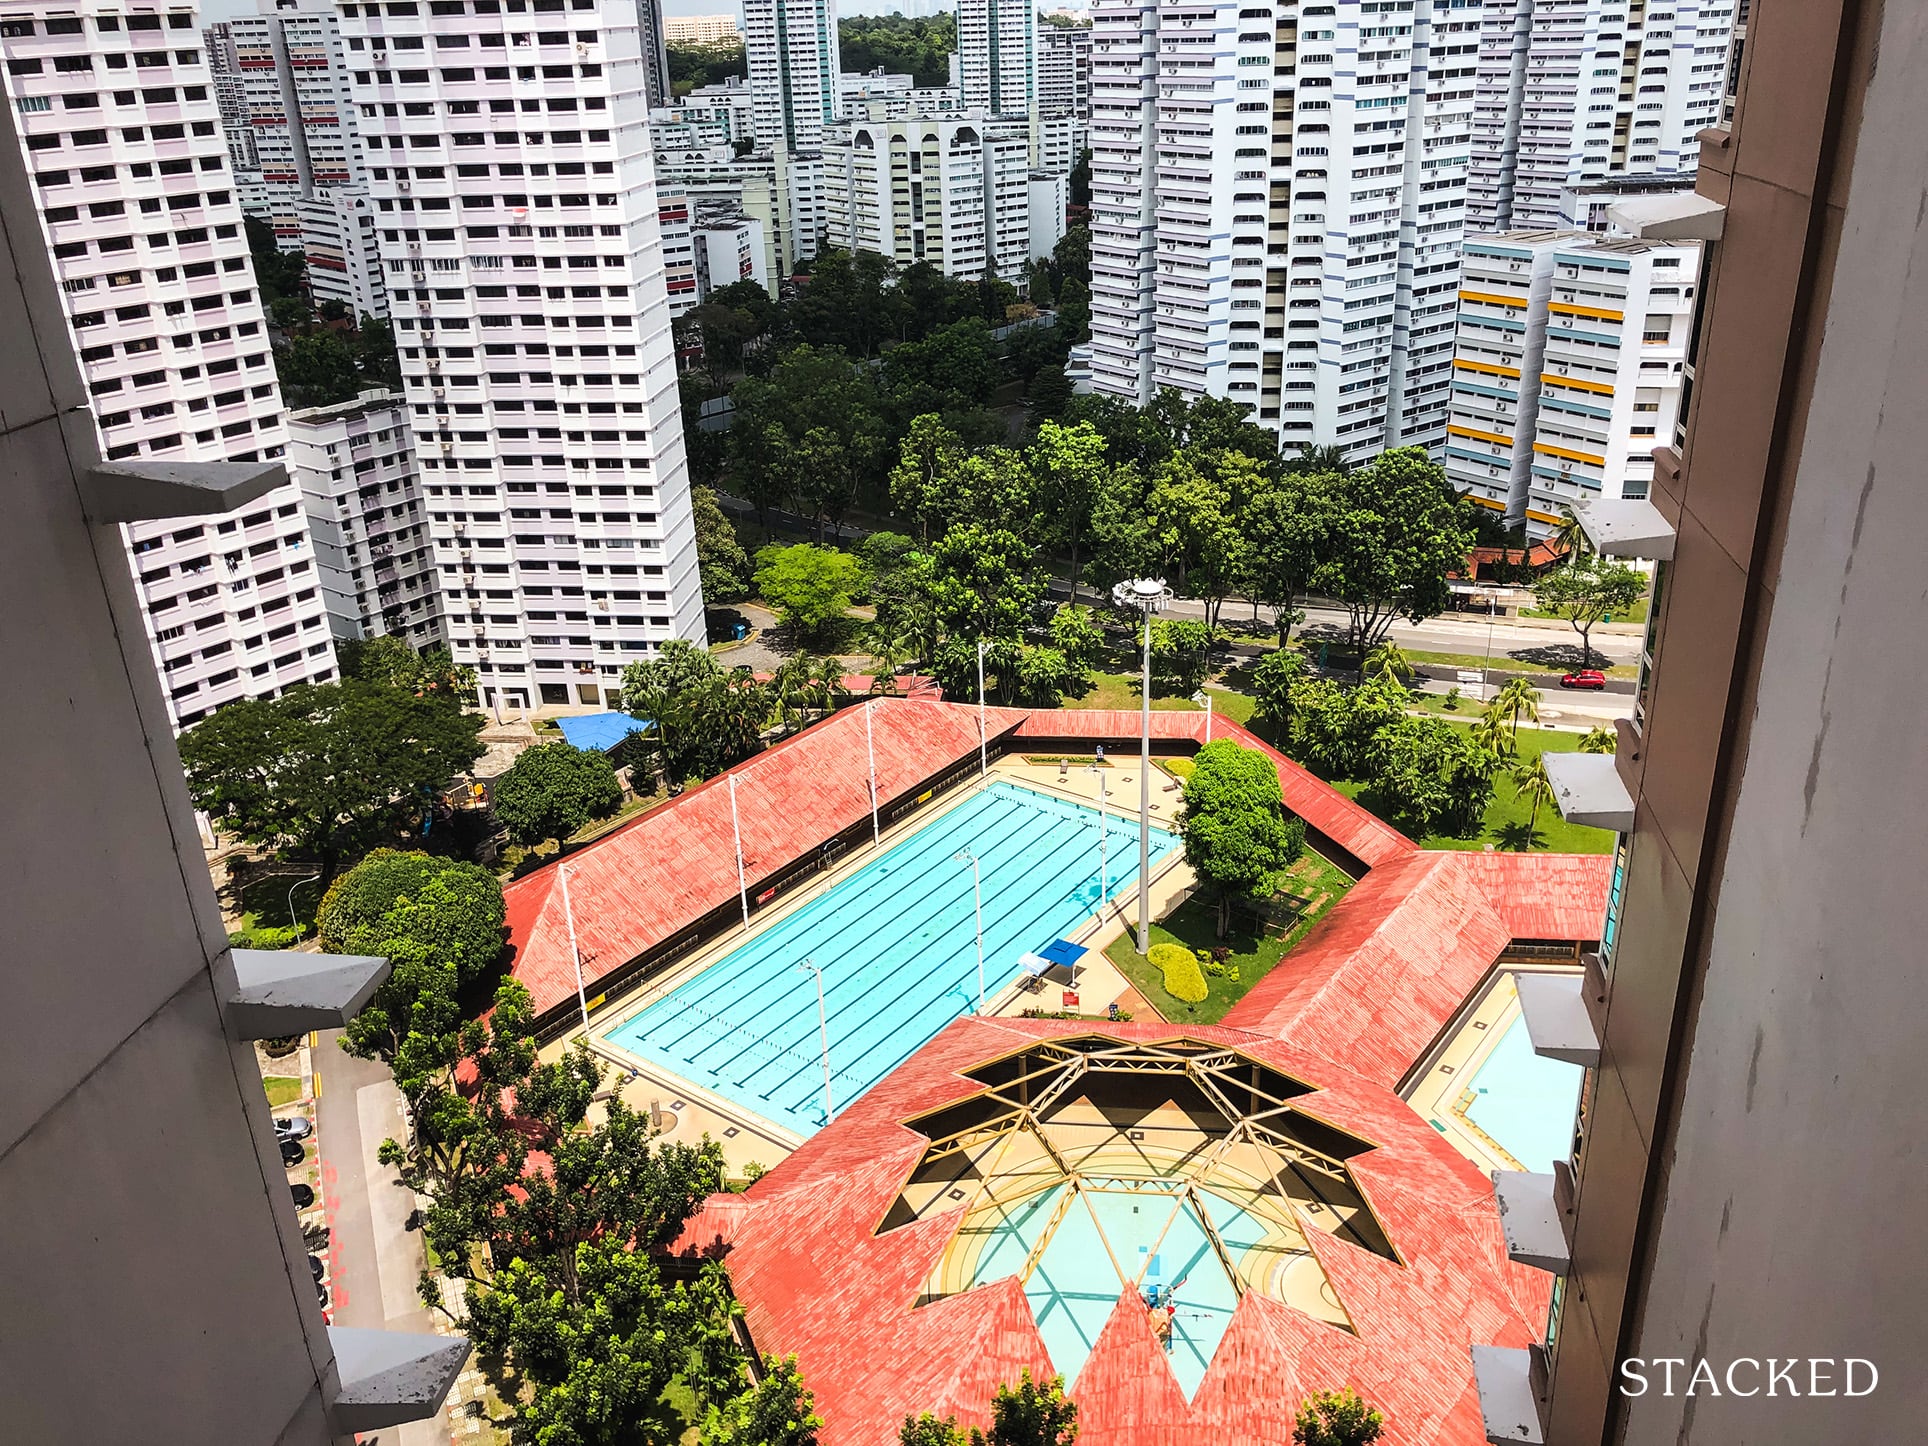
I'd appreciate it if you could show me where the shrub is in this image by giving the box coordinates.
[1149,942,1208,1003]
[229,923,303,950]
[317,848,506,983]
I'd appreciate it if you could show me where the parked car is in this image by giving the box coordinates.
[280,1137,305,1167]
[1560,669,1607,690]
[308,1254,325,1282]
[290,1183,315,1210]
[274,1116,312,1140]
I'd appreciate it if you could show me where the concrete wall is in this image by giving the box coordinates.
[1614,1,1928,1439]
[0,106,346,1445]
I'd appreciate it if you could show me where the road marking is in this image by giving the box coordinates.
[313,1070,322,1101]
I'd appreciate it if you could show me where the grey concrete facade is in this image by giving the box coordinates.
[0,102,348,1445]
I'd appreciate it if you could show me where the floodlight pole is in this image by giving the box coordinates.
[976,638,989,777]
[560,862,589,1034]
[1114,578,1171,956]
[865,697,880,846]
[728,771,749,929]
[797,958,833,1121]
[955,849,985,1012]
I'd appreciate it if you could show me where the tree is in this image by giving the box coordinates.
[1031,420,1108,601]
[968,1369,1079,1446]
[754,543,862,645]
[1049,604,1105,672]
[1307,448,1478,650]
[1143,452,1252,633]
[702,1355,822,1446]
[1493,676,1542,746]
[1513,753,1557,850]
[1243,469,1333,643]
[1580,725,1617,754]
[1150,617,1214,694]
[1292,677,1408,780]
[322,849,507,1085]
[1027,364,1074,425]
[492,742,624,846]
[1180,740,1304,937]
[1550,505,1590,561]
[1293,1387,1386,1446]
[902,1414,968,1446]
[693,486,752,604]
[1251,648,1306,734]
[618,640,768,784]
[1531,557,1646,667]
[180,681,485,884]
[836,11,957,87]
[889,414,967,544]
[1054,275,1090,344]
[921,524,1048,657]
[337,634,477,697]
[1364,717,1498,836]
[1361,640,1413,687]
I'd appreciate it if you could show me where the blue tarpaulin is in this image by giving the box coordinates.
[554,711,650,752]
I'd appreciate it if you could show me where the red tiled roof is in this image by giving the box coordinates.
[1220,852,1515,1088]
[502,698,1025,1016]
[1014,711,1415,871]
[1451,851,1612,941]
[675,1016,1552,1446]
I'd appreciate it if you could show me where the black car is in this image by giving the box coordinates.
[308,1253,325,1282]
[280,1137,305,1167]
[290,1182,315,1210]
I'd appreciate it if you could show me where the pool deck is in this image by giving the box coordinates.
[1403,964,1583,1175]
[551,758,1198,1178]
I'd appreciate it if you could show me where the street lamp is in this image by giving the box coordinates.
[285,870,321,930]
[954,849,985,1013]
[1113,578,1172,955]
[795,958,833,1121]
[1086,764,1109,922]
[560,862,590,1034]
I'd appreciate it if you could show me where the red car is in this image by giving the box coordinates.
[1560,669,1608,690]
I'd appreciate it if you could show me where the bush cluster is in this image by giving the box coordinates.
[1149,942,1208,1003]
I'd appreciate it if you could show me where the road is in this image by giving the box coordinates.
[314,1033,448,1446]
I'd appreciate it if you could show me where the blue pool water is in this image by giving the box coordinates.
[1465,1012,1584,1171]
[602,781,1180,1137]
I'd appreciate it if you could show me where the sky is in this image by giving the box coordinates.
[200,0,959,21]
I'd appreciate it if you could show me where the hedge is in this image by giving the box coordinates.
[1149,941,1208,1003]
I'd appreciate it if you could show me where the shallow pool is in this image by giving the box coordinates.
[1464,1012,1584,1171]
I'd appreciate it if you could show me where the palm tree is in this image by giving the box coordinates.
[866,625,910,694]
[1512,754,1556,850]
[1494,676,1541,748]
[768,656,815,736]
[1471,703,1515,761]
[1362,640,1413,688]
[1551,506,1591,562]
[1579,725,1617,754]
[809,655,845,720]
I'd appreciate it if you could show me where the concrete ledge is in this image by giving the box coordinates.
[1604,191,1725,241]
[1493,1171,1571,1274]
[1542,749,1635,832]
[327,1325,469,1433]
[1516,972,1601,1067]
[1472,1344,1547,1445]
[1573,496,1676,561]
[225,949,390,1038]
[80,459,286,523]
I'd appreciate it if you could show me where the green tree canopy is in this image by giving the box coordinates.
[337,634,476,698]
[1531,556,1647,666]
[1031,420,1109,602]
[1180,740,1305,937]
[180,680,484,883]
[1250,647,1307,734]
[968,1369,1079,1446]
[754,543,863,644]
[837,11,956,87]
[1362,717,1499,836]
[1293,1386,1386,1446]
[492,741,624,846]
[617,639,767,784]
[693,485,753,604]
[1306,448,1478,651]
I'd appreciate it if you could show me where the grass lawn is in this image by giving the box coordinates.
[1524,596,1649,625]
[1202,685,1257,726]
[237,873,323,936]
[1333,722,1616,854]
[263,1076,304,1108]
[1066,672,1208,712]
[1107,851,1354,1024]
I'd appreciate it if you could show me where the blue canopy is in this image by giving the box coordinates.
[1039,938,1088,968]
[555,711,650,752]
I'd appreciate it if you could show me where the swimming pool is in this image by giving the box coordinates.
[1464,1013,1584,1172]
[602,781,1181,1137]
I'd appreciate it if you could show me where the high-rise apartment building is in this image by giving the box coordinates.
[635,0,672,110]
[297,185,388,319]
[820,115,1034,282]
[288,389,446,647]
[1088,0,1481,461]
[743,0,841,154]
[1446,230,1694,533]
[204,18,258,169]
[232,0,365,251]
[0,0,344,730]
[664,14,741,46]
[1037,22,1091,124]
[1467,0,1735,234]
[956,0,1037,126]
[337,0,706,714]
[1468,4,1928,1443]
